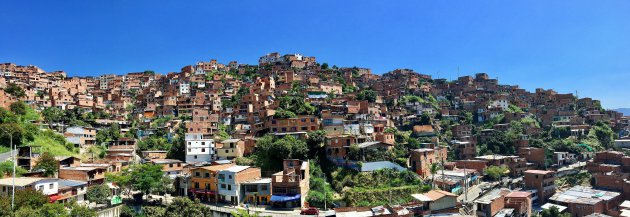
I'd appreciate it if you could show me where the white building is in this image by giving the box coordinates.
[185,133,215,163]
[0,177,58,196]
[258,52,281,65]
[218,166,249,204]
[179,82,190,95]
[58,179,88,204]
[64,126,96,151]
[489,99,509,111]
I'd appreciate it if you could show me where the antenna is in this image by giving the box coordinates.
[457,66,460,78]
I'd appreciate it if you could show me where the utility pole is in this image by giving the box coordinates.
[463,166,468,202]
[323,171,327,211]
[1,128,15,209]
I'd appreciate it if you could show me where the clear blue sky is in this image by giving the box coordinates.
[1,0,629,108]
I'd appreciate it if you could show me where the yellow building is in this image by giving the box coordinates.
[216,139,244,160]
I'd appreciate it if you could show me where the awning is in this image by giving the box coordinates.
[49,195,62,203]
[270,194,301,202]
[451,186,462,194]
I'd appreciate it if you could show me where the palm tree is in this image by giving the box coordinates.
[430,163,439,189]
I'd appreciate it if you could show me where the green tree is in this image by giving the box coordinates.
[69,204,97,217]
[40,203,69,217]
[5,83,26,98]
[0,122,26,147]
[107,164,166,202]
[96,123,121,145]
[130,164,164,198]
[321,63,329,70]
[232,209,261,217]
[0,161,27,178]
[142,206,166,217]
[34,152,58,177]
[306,161,334,208]
[429,163,439,189]
[86,184,112,204]
[356,89,377,103]
[590,122,614,150]
[9,101,28,116]
[13,207,39,217]
[347,144,362,161]
[540,206,570,217]
[485,165,508,181]
[273,108,297,118]
[252,135,308,171]
[162,197,210,217]
[0,107,18,123]
[306,130,326,158]
[14,188,48,209]
[42,107,64,125]
[137,136,172,155]
[277,96,315,115]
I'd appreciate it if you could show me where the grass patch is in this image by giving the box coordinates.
[0,146,10,154]
[26,130,79,157]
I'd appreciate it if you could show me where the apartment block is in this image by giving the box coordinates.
[523,170,556,205]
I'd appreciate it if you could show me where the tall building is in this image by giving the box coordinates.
[185,133,215,163]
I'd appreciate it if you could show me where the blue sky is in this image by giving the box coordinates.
[1,0,629,108]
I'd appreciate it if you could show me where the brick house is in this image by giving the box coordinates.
[58,166,106,186]
[518,147,546,169]
[216,139,245,160]
[550,186,622,217]
[410,146,448,178]
[523,170,556,205]
[149,159,184,178]
[189,163,235,202]
[267,116,320,133]
[271,159,310,208]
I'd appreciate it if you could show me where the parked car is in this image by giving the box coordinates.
[301,207,319,215]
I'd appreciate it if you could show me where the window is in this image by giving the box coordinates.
[201,148,205,153]
[205,173,210,178]
[261,185,267,191]
[49,183,53,189]
[227,185,232,190]
[169,164,173,168]
[228,175,232,179]
[220,184,226,189]
[195,172,200,177]
[194,155,198,159]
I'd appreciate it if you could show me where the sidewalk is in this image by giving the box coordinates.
[202,203,304,217]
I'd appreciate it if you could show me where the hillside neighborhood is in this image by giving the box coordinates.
[0,53,629,217]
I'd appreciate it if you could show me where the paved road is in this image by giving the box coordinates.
[149,194,304,217]
[458,183,483,203]
[0,151,13,162]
